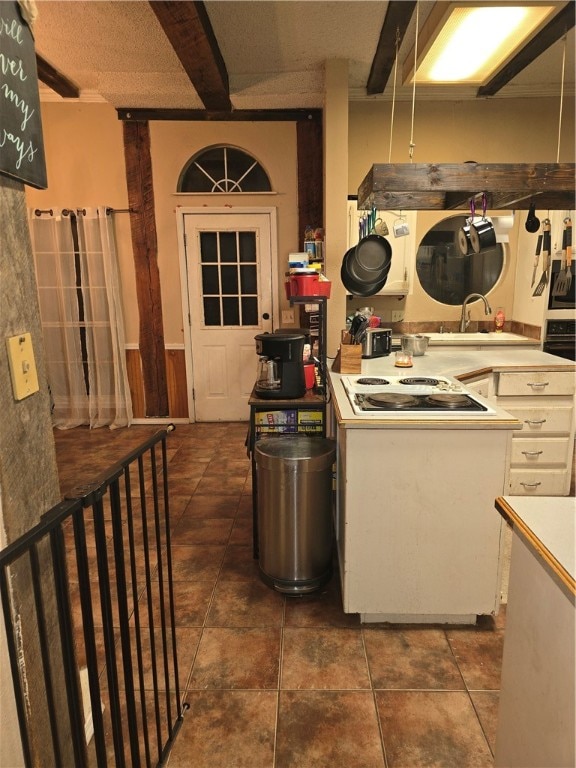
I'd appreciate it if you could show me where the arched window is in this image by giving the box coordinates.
[177,145,272,193]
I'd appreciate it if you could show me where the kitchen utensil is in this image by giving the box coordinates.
[355,234,392,272]
[525,202,540,233]
[470,193,496,253]
[373,218,389,236]
[340,247,391,296]
[532,220,551,296]
[530,233,543,287]
[565,219,572,293]
[256,356,279,391]
[401,334,430,356]
[552,219,569,296]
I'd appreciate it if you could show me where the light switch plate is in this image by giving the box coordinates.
[281,309,295,324]
[6,333,40,401]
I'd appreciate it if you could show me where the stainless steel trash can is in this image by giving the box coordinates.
[255,436,336,594]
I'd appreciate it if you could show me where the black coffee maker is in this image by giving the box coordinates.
[254,332,305,399]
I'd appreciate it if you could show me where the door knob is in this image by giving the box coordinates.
[262,313,270,320]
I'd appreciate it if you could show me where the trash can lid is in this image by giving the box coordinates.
[255,436,336,470]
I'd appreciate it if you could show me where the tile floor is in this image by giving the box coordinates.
[55,422,507,768]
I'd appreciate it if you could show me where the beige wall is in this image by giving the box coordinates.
[26,104,301,345]
[26,95,575,346]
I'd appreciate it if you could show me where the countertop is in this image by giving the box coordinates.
[393,332,540,348]
[495,495,575,597]
[329,348,574,429]
[357,348,574,380]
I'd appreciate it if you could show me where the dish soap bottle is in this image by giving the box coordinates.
[494,307,505,333]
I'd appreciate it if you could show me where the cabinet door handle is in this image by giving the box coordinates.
[520,481,542,489]
[527,381,549,389]
[524,418,546,425]
[521,450,543,457]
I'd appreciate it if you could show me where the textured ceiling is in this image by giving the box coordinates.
[32,0,575,109]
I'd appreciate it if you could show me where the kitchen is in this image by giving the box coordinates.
[1,2,575,766]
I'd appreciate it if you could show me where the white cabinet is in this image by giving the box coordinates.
[346,202,416,295]
[334,424,508,623]
[494,369,575,496]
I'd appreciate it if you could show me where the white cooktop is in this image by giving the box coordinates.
[340,374,497,417]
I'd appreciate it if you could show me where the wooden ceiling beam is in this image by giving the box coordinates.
[358,163,576,210]
[36,54,80,98]
[117,108,321,122]
[149,0,231,111]
[367,1,417,95]
[478,2,575,97]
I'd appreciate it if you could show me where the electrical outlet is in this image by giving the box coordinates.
[391,310,404,322]
[281,309,295,325]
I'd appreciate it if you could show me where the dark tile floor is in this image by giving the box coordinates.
[55,422,505,768]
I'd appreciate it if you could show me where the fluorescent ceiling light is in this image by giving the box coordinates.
[405,3,558,85]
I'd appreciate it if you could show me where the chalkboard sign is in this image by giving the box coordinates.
[0,1,47,189]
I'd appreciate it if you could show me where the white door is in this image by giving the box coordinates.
[181,210,275,421]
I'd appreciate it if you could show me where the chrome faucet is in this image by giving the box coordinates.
[459,293,491,333]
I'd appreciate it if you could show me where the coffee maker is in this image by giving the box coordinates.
[254,332,306,399]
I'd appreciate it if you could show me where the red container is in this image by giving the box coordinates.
[289,275,331,298]
[290,273,319,296]
[316,281,331,297]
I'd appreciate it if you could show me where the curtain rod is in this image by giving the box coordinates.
[34,207,138,217]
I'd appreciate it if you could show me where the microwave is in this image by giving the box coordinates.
[548,259,576,310]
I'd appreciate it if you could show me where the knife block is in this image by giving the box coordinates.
[332,339,362,374]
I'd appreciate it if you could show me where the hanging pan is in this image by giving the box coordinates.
[354,234,392,273]
[340,250,391,296]
[469,193,496,253]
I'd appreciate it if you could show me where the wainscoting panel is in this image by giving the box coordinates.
[126,348,188,419]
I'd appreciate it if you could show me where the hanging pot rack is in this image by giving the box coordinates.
[357,162,575,211]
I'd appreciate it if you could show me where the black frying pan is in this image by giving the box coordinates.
[341,253,391,296]
[355,234,392,272]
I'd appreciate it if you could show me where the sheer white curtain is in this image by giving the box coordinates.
[30,206,133,429]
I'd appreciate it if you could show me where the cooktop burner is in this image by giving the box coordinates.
[399,377,439,386]
[426,393,471,408]
[366,393,419,408]
[356,377,390,385]
[354,392,488,412]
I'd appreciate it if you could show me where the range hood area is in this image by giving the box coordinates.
[357,162,575,211]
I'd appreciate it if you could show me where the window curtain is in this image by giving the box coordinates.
[29,206,133,429]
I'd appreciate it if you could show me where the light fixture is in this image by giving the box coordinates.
[403,2,559,85]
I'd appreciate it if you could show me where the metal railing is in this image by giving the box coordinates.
[0,424,186,767]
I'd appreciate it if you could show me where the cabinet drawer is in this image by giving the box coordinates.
[509,469,569,496]
[503,405,573,434]
[510,437,570,466]
[496,371,575,397]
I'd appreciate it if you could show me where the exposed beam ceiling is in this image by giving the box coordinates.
[367,1,417,96]
[148,0,231,111]
[478,1,576,97]
[31,2,575,108]
[35,54,79,99]
[357,163,576,211]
